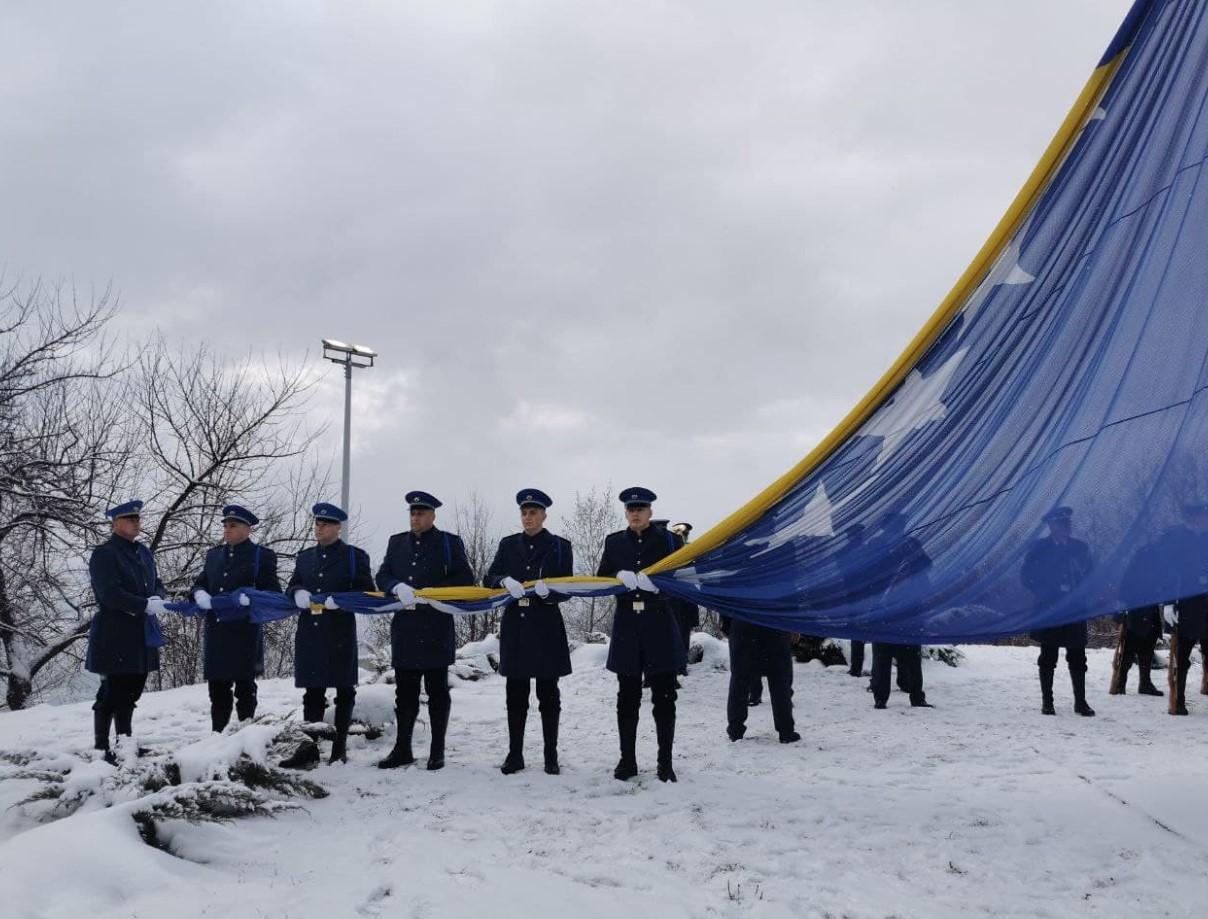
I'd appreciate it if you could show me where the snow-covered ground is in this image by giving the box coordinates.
[2,642,1207,919]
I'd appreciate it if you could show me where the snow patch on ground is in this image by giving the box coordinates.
[2,646,1207,918]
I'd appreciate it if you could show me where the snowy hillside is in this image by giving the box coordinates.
[2,642,1206,919]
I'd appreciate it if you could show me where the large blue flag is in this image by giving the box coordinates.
[642,0,1208,642]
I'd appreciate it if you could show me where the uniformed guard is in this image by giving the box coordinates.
[866,513,933,710]
[667,521,701,676]
[720,613,801,743]
[1157,502,1208,715]
[279,503,375,768]
[834,524,868,677]
[1021,506,1094,717]
[86,500,167,762]
[376,491,475,771]
[1109,539,1164,697]
[485,489,574,775]
[191,504,282,732]
[597,487,686,782]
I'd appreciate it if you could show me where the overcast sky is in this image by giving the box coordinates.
[0,1,1135,552]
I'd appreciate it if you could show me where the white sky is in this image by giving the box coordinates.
[0,1,1135,551]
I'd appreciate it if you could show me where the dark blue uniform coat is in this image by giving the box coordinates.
[287,539,375,689]
[597,526,687,676]
[1021,536,1092,648]
[1158,525,1208,640]
[86,535,165,675]
[192,540,282,681]
[485,529,574,679]
[375,527,474,670]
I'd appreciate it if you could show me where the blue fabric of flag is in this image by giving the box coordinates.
[649,0,1208,643]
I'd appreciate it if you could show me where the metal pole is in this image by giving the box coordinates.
[341,357,352,515]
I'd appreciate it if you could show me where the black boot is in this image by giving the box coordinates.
[427,703,449,771]
[211,705,232,733]
[1039,667,1056,715]
[1071,668,1095,717]
[328,697,354,764]
[541,709,560,775]
[614,716,638,780]
[113,707,134,738]
[1138,666,1164,696]
[779,729,801,743]
[93,708,113,761]
[654,708,677,783]
[500,706,526,775]
[378,707,417,768]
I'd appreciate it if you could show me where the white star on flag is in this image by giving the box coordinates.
[861,347,968,468]
[672,565,739,586]
[960,237,1036,332]
[742,478,878,559]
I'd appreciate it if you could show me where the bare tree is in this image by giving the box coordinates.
[557,484,621,640]
[132,340,332,689]
[0,278,132,709]
[450,490,501,643]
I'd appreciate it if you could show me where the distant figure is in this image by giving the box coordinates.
[834,524,869,677]
[720,613,800,743]
[668,522,701,677]
[1109,539,1163,697]
[1021,506,1094,717]
[1156,502,1208,716]
[866,512,932,710]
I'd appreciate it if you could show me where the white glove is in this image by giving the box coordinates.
[324,596,339,610]
[534,579,551,599]
[1162,603,1177,627]
[145,596,167,616]
[393,582,416,605]
[294,590,312,610]
[617,570,639,590]
[193,590,213,611]
[501,576,525,599]
[636,572,658,593]
[238,593,251,607]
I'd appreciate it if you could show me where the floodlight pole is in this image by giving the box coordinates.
[341,358,353,513]
[322,340,377,532]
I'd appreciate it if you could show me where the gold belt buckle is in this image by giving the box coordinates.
[519,598,530,607]
[633,601,645,613]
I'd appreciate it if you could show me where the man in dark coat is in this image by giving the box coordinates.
[376,490,475,771]
[485,489,574,775]
[191,504,282,732]
[1021,506,1094,716]
[1109,539,1164,697]
[867,512,933,710]
[1157,502,1208,716]
[86,500,167,762]
[279,502,375,768]
[720,613,800,744]
[597,487,686,782]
